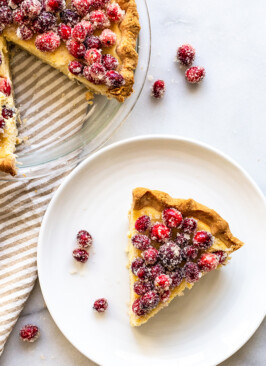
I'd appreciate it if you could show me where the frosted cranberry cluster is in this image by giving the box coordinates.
[0,0,125,88]
[131,209,227,316]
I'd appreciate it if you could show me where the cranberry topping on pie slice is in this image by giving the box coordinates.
[127,188,244,326]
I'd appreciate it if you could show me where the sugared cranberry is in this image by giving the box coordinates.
[2,107,13,119]
[68,60,83,75]
[60,9,80,27]
[13,9,25,25]
[57,23,71,40]
[72,248,89,263]
[32,11,57,34]
[84,35,101,49]
[193,231,213,250]
[135,266,150,280]
[141,290,160,311]
[89,9,110,29]
[182,218,197,234]
[17,25,33,40]
[0,0,8,5]
[20,325,39,342]
[131,234,151,251]
[154,274,172,293]
[149,263,164,280]
[106,2,124,22]
[80,20,93,35]
[184,262,201,283]
[213,250,227,264]
[35,32,60,52]
[72,0,92,17]
[182,245,198,260]
[0,117,5,132]
[100,28,116,47]
[152,80,165,99]
[142,247,158,265]
[159,241,182,271]
[150,223,170,243]
[77,229,92,248]
[134,280,154,296]
[84,48,102,65]
[105,70,124,88]
[91,0,109,8]
[66,39,86,58]
[160,289,170,303]
[134,215,151,233]
[93,298,108,312]
[132,298,146,316]
[168,268,183,288]
[163,208,183,228]
[83,62,106,84]
[185,66,205,84]
[0,78,11,96]
[131,257,144,276]
[72,22,87,42]
[44,0,65,12]
[20,0,42,19]
[198,253,218,272]
[175,233,190,248]
[0,6,12,24]
[177,44,195,66]
[102,54,118,70]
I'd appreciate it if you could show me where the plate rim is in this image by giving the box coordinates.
[37,134,266,366]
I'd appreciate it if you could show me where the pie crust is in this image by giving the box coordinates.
[128,187,244,326]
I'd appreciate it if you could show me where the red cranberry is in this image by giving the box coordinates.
[134,215,151,232]
[168,268,183,288]
[152,80,165,99]
[44,0,65,13]
[35,32,60,52]
[83,62,106,84]
[0,0,8,5]
[159,241,182,271]
[60,9,80,27]
[84,48,102,65]
[93,298,108,312]
[101,54,118,70]
[80,20,93,36]
[0,78,11,96]
[17,25,33,40]
[72,248,89,263]
[136,266,150,280]
[100,28,116,47]
[134,280,154,296]
[77,229,92,248]
[84,35,101,49]
[89,9,110,29]
[0,6,12,24]
[131,257,144,276]
[66,39,86,58]
[72,0,93,17]
[141,290,160,311]
[198,253,218,272]
[132,298,146,316]
[149,263,164,280]
[32,11,57,34]
[21,0,42,19]
[177,44,195,66]
[2,107,13,119]
[68,60,83,75]
[182,218,197,234]
[150,223,170,243]
[106,2,124,22]
[91,0,109,8]
[154,274,172,293]
[131,234,151,251]
[182,245,198,260]
[193,231,213,250]
[20,325,39,342]
[0,117,6,131]
[163,208,183,228]
[184,262,201,283]
[142,247,158,265]
[72,22,87,42]
[213,250,227,264]
[13,9,26,25]
[185,66,205,84]
[57,23,71,40]
[160,289,170,303]
[105,70,124,88]
[175,233,190,248]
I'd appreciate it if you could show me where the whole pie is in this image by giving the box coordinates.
[128,188,244,326]
[0,0,140,176]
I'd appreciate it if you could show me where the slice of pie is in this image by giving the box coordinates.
[128,187,244,326]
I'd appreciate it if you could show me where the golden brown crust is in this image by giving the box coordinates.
[133,187,244,253]
[0,155,17,176]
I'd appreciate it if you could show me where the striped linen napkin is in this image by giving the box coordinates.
[0,46,89,354]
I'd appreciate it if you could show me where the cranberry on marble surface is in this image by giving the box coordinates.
[20,325,39,342]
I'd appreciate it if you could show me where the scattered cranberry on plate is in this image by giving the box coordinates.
[93,298,108,312]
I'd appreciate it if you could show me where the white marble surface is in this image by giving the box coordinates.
[1,0,266,364]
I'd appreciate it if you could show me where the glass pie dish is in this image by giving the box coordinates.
[0,0,150,181]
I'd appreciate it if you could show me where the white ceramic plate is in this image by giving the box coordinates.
[38,136,266,366]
